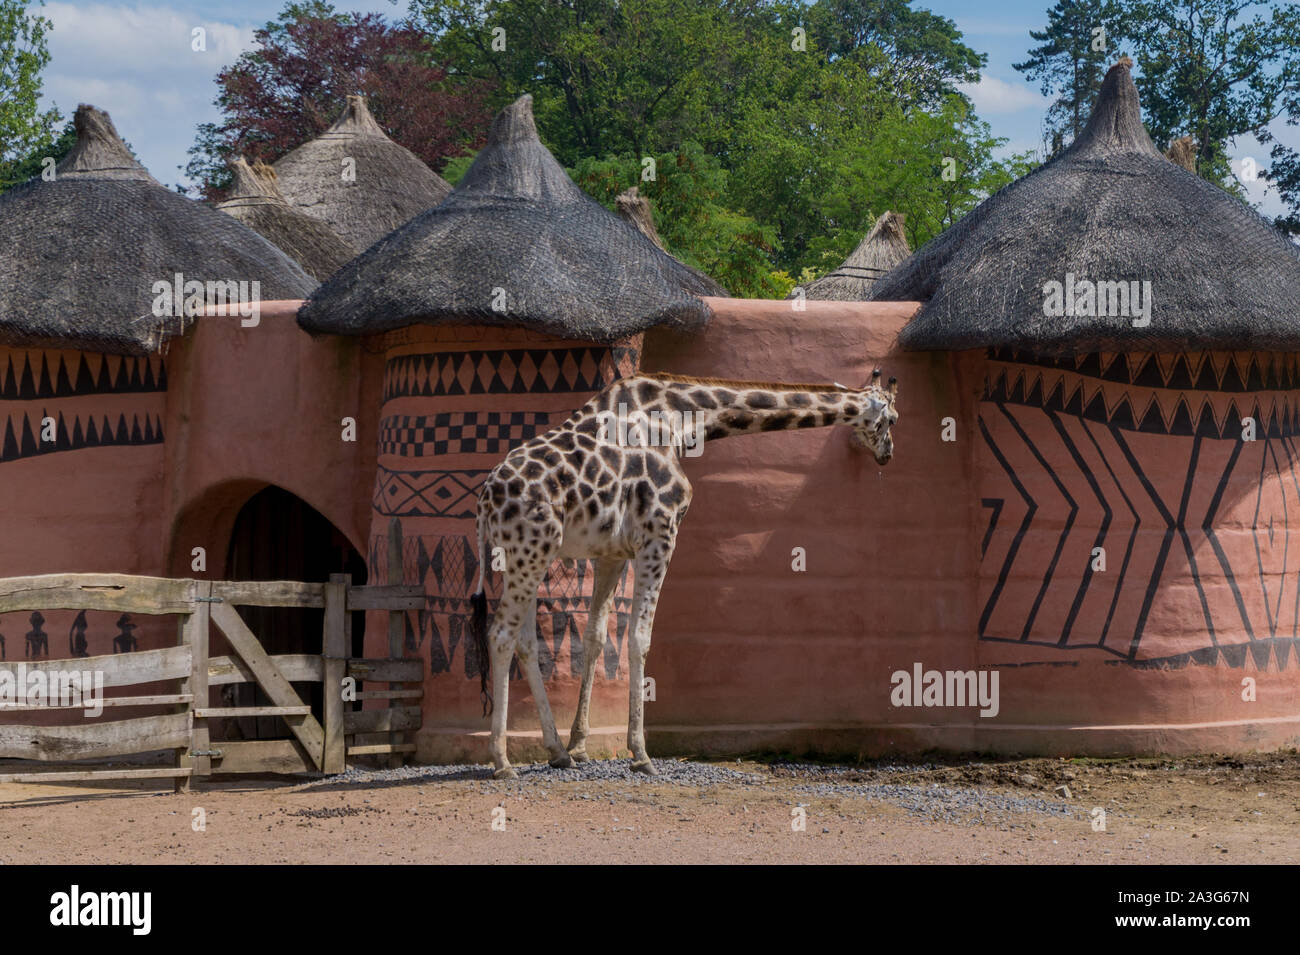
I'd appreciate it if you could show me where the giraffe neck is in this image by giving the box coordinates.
[692,384,867,441]
[597,376,873,452]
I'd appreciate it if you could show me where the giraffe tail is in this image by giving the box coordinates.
[472,517,493,717]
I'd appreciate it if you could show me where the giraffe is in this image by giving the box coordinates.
[469,370,899,778]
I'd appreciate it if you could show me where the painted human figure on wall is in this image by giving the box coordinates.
[69,610,89,658]
[25,611,48,658]
[112,614,137,653]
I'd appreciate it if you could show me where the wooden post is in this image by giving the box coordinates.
[175,579,211,792]
[321,574,347,775]
[386,517,406,768]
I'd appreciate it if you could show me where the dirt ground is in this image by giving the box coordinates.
[1,752,1297,864]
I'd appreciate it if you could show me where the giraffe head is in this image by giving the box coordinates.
[849,369,899,465]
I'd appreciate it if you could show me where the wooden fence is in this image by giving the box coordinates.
[0,568,423,788]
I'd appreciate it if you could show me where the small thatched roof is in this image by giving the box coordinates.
[273,95,452,250]
[0,105,316,355]
[298,95,714,342]
[874,60,1300,354]
[793,211,911,301]
[615,186,728,297]
[216,159,357,282]
[1165,135,1197,172]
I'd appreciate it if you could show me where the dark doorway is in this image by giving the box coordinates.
[217,485,367,741]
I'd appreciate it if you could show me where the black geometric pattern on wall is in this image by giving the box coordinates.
[0,352,166,400]
[978,397,1300,672]
[986,355,1300,439]
[373,467,491,519]
[368,531,633,681]
[0,410,164,464]
[991,347,1300,392]
[378,411,550,457]
[382,345,634,401]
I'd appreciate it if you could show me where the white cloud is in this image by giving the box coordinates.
[959,75,1047,116]
[39,3,260,187]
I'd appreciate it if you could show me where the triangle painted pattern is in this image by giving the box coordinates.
[0,351,166,399]
[0,410,164,463]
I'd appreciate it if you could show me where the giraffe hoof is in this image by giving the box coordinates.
[568,748,590,764]
[630,759,658,776]
[548,753,573,769]
[492,766,518,780]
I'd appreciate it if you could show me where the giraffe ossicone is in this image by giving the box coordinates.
[469,370,899,778]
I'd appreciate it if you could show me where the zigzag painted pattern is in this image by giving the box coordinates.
[980,350,1300,671]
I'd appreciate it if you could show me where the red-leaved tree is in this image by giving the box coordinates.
[185,1,494,200]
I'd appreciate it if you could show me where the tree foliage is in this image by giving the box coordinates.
[1013,0,1129,153]
[0,0,61,191]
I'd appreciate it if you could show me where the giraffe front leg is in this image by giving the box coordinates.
[569,558,626,762]
[627,539,675,775]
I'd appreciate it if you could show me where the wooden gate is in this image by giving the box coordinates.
[0,570,423,787]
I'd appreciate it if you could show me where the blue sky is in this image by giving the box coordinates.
[34,0,1293,217]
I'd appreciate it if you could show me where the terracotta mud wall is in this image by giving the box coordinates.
[161,305,377,575]
[0,345,171,724]
[369,325,641,763]
[639,299,1300,756]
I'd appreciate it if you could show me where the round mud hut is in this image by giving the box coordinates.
[0,104,315,662]
[299,93,714,762]
[794,210,911,301]
[273,95,453,251]
[867,58,1300,747]
[216,159,357,282]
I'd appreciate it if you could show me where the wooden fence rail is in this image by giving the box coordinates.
[0,558,423,787]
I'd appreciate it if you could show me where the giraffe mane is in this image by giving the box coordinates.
[639,372,860,393]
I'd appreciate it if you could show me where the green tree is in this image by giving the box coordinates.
[1121,0,1300,198]
[1014,0,1129,154]
[573,143,787,298]
[801,99,1035,273]
[0,0,61,191]
[805,0,985,109]
[0,115,72,190]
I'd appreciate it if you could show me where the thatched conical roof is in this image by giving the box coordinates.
[1165,135,1197,172]
[298,95,714,342]
[0,105,316,355]
[216,159,357,282]
[794,211,911,301]
[873,60,1300,354]
[615,186,728,297]
[273,95,452,250]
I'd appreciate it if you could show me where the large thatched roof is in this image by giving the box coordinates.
[273,95,452,250]
[0,105,316,355]
[873,60,1300,354]
[298,95,714,342]
[216,159,357,282]
[794,211,911,301]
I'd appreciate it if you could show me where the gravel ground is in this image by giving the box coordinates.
[0,752,1294,863]
[299,756,1083,826]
